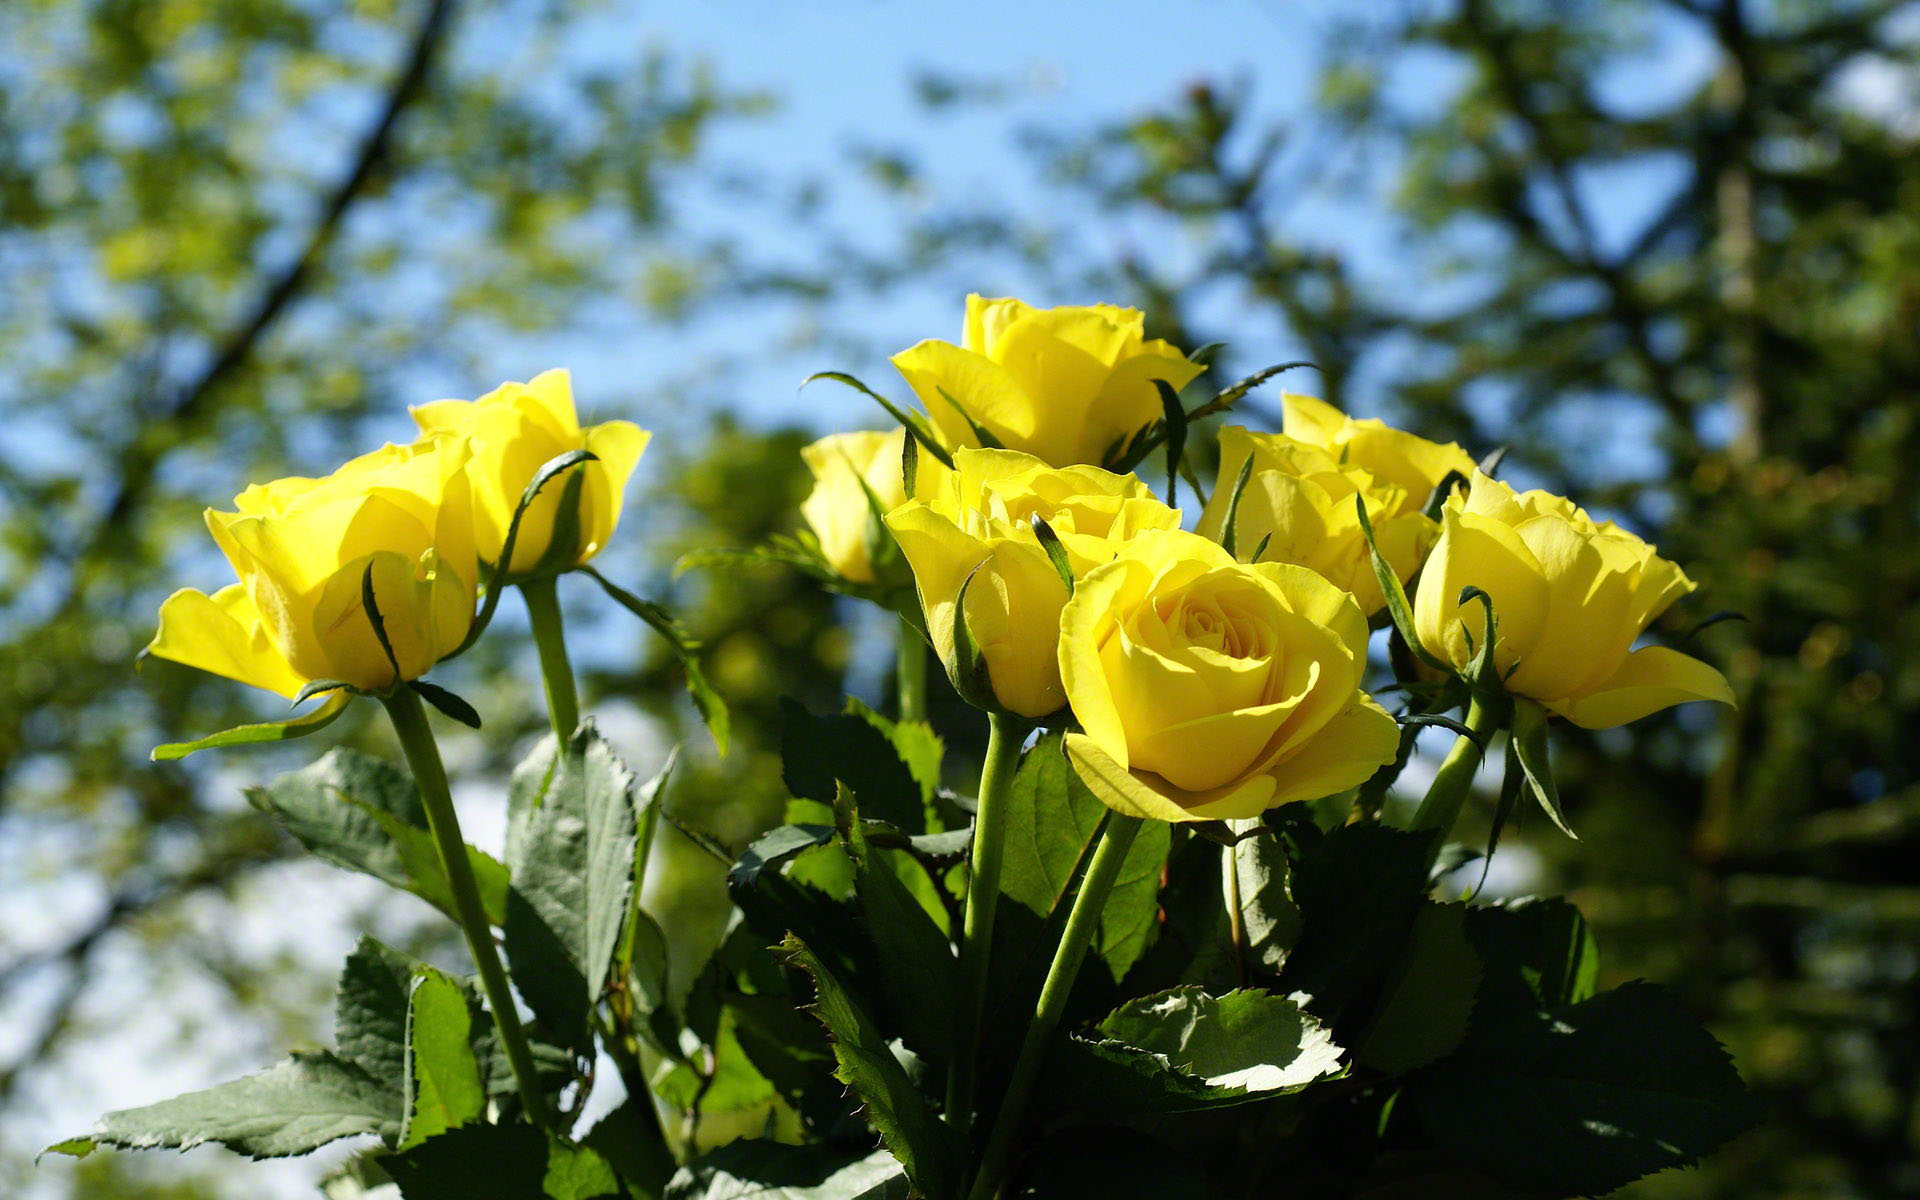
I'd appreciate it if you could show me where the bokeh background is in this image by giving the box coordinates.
[2,0,1915,1196]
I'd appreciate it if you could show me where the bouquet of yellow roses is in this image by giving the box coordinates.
[57,299,1753,1200]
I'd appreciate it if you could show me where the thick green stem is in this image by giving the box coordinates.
[1405,694,1505,851]
[521,575,580,742]
[945,711,1024,1135]
[968,814,1144,1200]
[382,688,553,1131]
[896,616,928,724]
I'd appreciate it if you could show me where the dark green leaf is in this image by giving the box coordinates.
[1218,452,1256,560]
[1356,903,1481,1074]
[335,937,417,1088]
[1156,377,1187,507]
[1355,494,1450,674]
[408,680,481,729]
[778,697,928,833]
[1410,982,1762,1196]
[1462,897,1600,1026]
[1029,513,1075,595]
[784,936,963,1198]
[381,1122,547,1199]
[1011,1127,1216,1199]
[854,845,960,1068]
[1278,823,1435,1022]
[1224,831,1300,975]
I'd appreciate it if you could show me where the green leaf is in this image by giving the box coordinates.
[544,1139,623,1200]
[1155,377,1188,507]
[1354,494,1450,674]
[1355,902,1482,1074]
[665,1141,908,1200]
[1510,697,1575,838]
[1224,830,1301,975]
[151,689,351,761]
[801,371,954,469]
[1029,512,1075,595]
[581,566,731,754]
[335,937,417,1088]
[853,843,960,1068]
[778,697,931,833]
[381,1122,548,1199]
[400,967,485,1149]
[1409,982,1762,1196]
[408,680,482,729]
[1218,452,1256,560]
[1047,987,1344,1115]
[1278,823,1435,1022]
[1462,897,1600,1026]
[503,726,644,1055]
[998,731,1169,983]
[247,750,508,925]
[49,1052,399,1160]
[784,935,963,1198]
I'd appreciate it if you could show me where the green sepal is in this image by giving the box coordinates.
[1511,697,1575,838]
[1354,493,1450,673]
[900,427,920,500]
[292,678,354,707]
[1473,738,1527,897]
[1219,452,1256,560]
[523,462,589,580]
[1250,530,1272,563]
[1421,469,1469,520]
[360,561,404,689]
[1478,444,1509,477]
[151,689,352,762]
[1457,585,1501,690]
[454,448,598,656]
[1155,377,1188,507]
[1030,513,1075,596]
[408,680,481,729]
[802,371,954,469]
[1186,340,1226,365]
[946,559,999,712]
[934,383,1004,451]
[846,444,903,580]
[581,565,730,754]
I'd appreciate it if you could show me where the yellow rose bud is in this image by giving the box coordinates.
[148,436,480,696]
[1060,529,1401,821]
[1279,393,1477,506]
[1195,425,1439,614]
[800,429,913,584]
[411,368,650,575]
[1413,470,1735,728]
[891,295,1204,469]
[885,448,1180,718]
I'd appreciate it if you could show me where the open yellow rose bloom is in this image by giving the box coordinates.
[1415,470,1735,728]
[411,368,650,576]
[891,295,1203,468]
[1060,530,1400,821]
[886,448,1180,719]
[148,436,479,697]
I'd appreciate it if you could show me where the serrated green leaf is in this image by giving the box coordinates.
[335,937,417,1088]
[998,730,1169,983]
[381,1122,549,1199]
[151,689,351,761]
[854,845,960,1068]
[1278,823,1435,1023]
[1011,1127,1216,1199]
[784,936,963,1198]
[1462,897,1600,1025]
[1410,981,1762,1196]
[1046,987,1344,1115]
[503,726,644,1056]
[1224,830,1300,975]
[247,750,507,925]
[544,1138,622,1200]
[778,697,930,833]
[50,1052,399,1160]
[400,968,484,1149]
[665,1141,907,1200]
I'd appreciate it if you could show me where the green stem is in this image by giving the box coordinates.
[945,711,1024,1135]
[1404,694,1505,851]
[521,575,579,742]
[381,688,553,1131]
[896,616,928,724]
[968,814,1144,1200]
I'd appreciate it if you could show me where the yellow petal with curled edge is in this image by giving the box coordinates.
[147,584,308,699]
[579,418,651,563]
[892,339,1028,454]
[1547,645,1735,730]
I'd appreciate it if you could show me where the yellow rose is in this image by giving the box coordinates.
[885,449,1180,718]
[1060,530,1401,821]
[891,295,1204,469]
[800,429,913,584]
[1413,470,1735,728]
[1280,393,1476,506]
[1195,425,1438,614]
[411,368,650,576]
[148,437,479,696]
